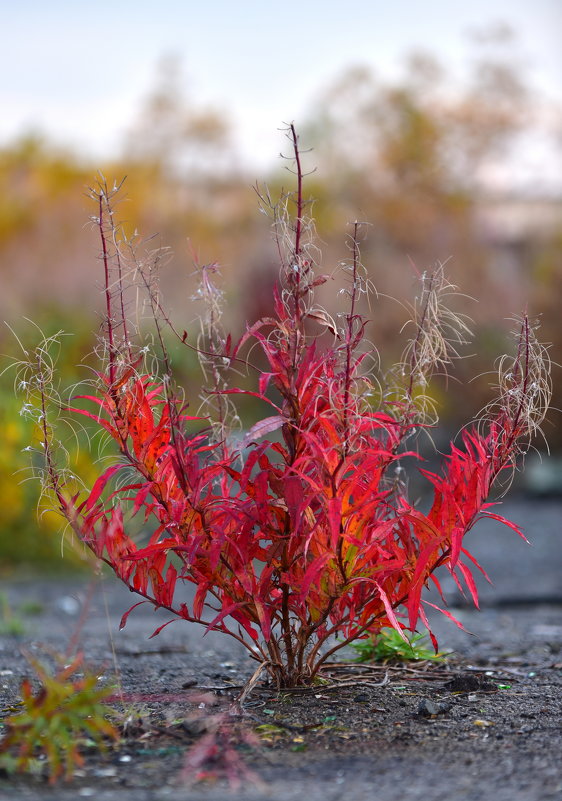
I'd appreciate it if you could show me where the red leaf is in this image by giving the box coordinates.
[193,583,210,619]
[299,552,332,602]
[327,497,342,550]
[119,601,148,630]
[258,372,274,396]
[66,404,119,440]
[305,309,339,336]
[460,547,492,583]
[418,603,439,653]
[81,464,126,513]
[284,475,304,529]
[429,573,447,605]
[203,602,242,636]
[376,582,407,641]
[124,539,178,561]
[456,560,479,609]
[422,600,470,633]
[149,618,179,638]
[253,598,271,641]
[482,511,528,542]
[220,388,283,413]
[310,274,330,287]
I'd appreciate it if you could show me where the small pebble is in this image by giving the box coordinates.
[417,698,451,717]
[444,673,496,693]
[94,767,117,778]
[56,596,80,615]
[181,718,210,736]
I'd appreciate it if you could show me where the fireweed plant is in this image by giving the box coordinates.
[16,127,551,689]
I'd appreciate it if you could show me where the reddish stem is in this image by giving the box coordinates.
[290,123,303,263]
[98,192,115,387]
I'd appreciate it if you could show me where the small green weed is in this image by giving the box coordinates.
[0,592,26,636]
[350,627,448,663]
[0,650,118,783]
[18,600,44,616]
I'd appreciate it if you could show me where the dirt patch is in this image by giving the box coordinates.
[1,577,562,801]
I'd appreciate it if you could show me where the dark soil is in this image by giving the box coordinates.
[1,499,562,801]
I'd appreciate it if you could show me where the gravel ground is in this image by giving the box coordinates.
[1,498,561,801]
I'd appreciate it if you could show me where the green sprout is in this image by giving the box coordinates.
[350,627,448,663]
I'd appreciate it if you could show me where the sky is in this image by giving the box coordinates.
[2,0,561,183]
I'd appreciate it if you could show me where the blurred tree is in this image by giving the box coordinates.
[305,26,528,193]
[298,28,555,428]
[123,54,233,178]
[0,134,96,320]
[0,29,560,459]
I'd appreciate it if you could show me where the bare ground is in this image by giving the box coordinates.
[1,498,562,801]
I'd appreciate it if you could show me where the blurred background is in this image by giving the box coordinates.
[1,0,561,571]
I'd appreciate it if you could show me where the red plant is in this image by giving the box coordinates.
[22,127,550,688]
